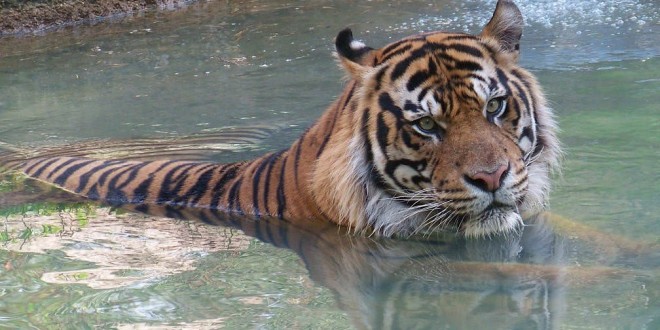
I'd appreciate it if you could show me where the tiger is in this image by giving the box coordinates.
[10,0,560,238]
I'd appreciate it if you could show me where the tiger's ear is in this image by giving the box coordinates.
[335,28,375,79]
[480,0,523,60]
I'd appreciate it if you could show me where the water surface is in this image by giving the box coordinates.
[0,0,658,328]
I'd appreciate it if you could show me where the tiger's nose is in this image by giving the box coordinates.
[465,164,509,192]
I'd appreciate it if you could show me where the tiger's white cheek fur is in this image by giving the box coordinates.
[519,135,533,156]
[520,162,551,218]
[351,136,428,236]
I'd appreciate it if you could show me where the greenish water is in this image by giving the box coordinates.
[0,0,658,329]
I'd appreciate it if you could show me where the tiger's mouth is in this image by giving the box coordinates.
[387,189,523,237]
[481,201,517,215]
[421,200,521,237]
[462,204,523,237]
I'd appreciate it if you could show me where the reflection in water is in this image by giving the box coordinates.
[119,205,642,329]
[2,207,252,289]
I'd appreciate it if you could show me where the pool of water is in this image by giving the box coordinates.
[0,0,658,328]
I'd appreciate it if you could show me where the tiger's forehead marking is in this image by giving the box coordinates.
[372,34,509,121]
[376,33,497,67]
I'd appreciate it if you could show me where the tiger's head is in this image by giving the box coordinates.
[312,0,560,237]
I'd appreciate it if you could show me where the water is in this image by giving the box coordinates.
[0,0,658,328]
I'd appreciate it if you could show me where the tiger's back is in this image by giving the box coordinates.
[21,151,326,222]
[14,0,560,238]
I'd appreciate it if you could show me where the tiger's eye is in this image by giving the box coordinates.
[486,98,504,114]
[417,117,437,132]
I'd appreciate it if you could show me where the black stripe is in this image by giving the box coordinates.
[416,87,431,103]
[508,98,522,127]
[406,70,430,92]
[380,44,413,63]
[112,162,148,198]
[254,152,282,217]
[263,150,286,216]
[227,178,244,214]
[86,184,101,200]
[97,161,133,186]
[157,162,196,204]
[511,80,531,113]
[489,77,499,91]
[400,130,420,150]
[276,154,288,219]
[315,109,340,158]
[29,158,62,178]
[251,155,273,217]
[209,164,240,209]
[169,163,204,199]
[403,100,420,113]
[444,34,477,41]
[496,68,511,94]
[452,60,483,72]
[361,109,372,165]
[23,158,48,175]
[378,92,404,122]
[104,163,147,205]
[447,196,477,203]
[466,73,487,84]
[531,135,546,159]
[293,129,308,187]
[447,43,484,58]
[375,113,391,158]
[511,69,538,112]
[342,83,357,109]
[390,53,416,82]
[427,56,437,74]
[182,163,219,205]
[390,46,433,82]
[52,159,97,186]
[363,111,385,190]
[132,174,154,204]
[46,158,80,180]
[511,175,528,189]
[510,69,541,159]
[384,159,428,191]
[481,42,498,61]
[75,160,121,193]
[435,91,448,115]
[363,110,387,191]
[381,40,411,59]
[374,65,388,91]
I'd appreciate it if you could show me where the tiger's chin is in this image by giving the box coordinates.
[460,208,524,238]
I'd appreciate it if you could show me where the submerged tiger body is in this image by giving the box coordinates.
[16,0,560,237]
